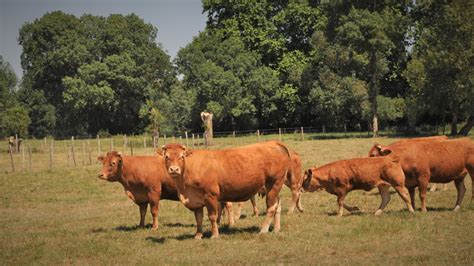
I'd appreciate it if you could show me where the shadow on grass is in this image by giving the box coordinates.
[425,207,453,212]
[218,224,260,235]
[114,224,151,231]
[163,222,195,228]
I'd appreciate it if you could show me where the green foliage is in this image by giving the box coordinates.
[19,11,174,136]
[17,87,56,138]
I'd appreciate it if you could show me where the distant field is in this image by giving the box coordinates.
[1,136,473,264]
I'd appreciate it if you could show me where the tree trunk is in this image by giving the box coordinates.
[459,115,474,136]
[372,115,379,137]
[201,112,213,146]
[450,107,458,136]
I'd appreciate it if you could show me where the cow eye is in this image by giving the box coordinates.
[165,155,169,160]
[111,162,116,166]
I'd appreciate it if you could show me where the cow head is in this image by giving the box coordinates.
[368,143,392,157]
[302,167,323,192]
[97,151,123,182]
[157,144,192,177]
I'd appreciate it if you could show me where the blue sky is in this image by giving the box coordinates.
[0,0,207,79]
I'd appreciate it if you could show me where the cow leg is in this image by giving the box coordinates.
[193,207,204,240]
[205,196,220,239]
[217,201,224,225]
[138,203,147,228]
[336,194,346,217]
[288,186,301,214]
[393,185,415,213]
[429,184,437,192]
[251,195,259,216]
[150,202,160,230]
[296,194,304,213]
[408,187,416,210]
[260,179,285,233]
[234,202,243,220]
[273,198,282,232]
[224,202,235,226]
[375,184,391,216]
[453,178,466,211]
[418,178,429,212]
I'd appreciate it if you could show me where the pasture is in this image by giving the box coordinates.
[1,136,473,264]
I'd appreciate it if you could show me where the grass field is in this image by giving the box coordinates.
[1,136,473,264]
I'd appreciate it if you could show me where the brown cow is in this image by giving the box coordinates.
[234,150,304,218]
[302,156,414,216]
[158,141,292,239]
[369,138,474,211]
[97,151,179,229]
[368,136,449,192]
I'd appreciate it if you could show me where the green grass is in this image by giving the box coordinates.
[1,136,473,264]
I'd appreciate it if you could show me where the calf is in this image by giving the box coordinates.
[369,138,474,211]
[302,156,414,216]
[158,141,292,239]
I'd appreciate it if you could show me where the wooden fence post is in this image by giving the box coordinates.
[279,128,282,141]
[88,141,92,165]
[144,137,147,155]
[300,127,304,141]
[71,136,77,167]
[130,141,134,156]
[27,145,32,172]
[97,135,101,157]
[233,131,236,145]
[172,136,176,143]
[8,145,15,172]
[123,134,127,151]
[192,133,195,148]
[185,132,189,146]
[257,130,260,142]
[197,134,200,147]
[164,134,167,145]
[15,134,19,153]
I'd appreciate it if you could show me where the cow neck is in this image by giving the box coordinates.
[116,157,130,188]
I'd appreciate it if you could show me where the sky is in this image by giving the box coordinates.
[0,0,207,79]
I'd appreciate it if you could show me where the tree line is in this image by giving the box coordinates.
[1,0,472,139]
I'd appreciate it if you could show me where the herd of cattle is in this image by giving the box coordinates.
[97,136,474,239]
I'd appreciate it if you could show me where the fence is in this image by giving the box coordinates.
[1,125,448,174]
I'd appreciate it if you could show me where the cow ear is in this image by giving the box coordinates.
[381,148,392,156]
[184,149,193,157]
[116,152,123,161]
[97,155,105,162]
[156,145,166,157]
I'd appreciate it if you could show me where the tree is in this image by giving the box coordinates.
[406,0,473,136]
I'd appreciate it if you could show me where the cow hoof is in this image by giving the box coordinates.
[374,209,383,216]
[151,226,158,231]
[453,205,461,212]
[210,234,219,239]
[194,233,203,240]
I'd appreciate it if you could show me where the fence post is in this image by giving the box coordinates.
[185,132,189,146]
[197,134,200,146]
[323,125,326,134]
[172,136,176,143]
[110,138,114,151]
[8,145,15,172]
[49,139,53,170]
[123,134,127,151]
[278,128,282,141]
[71,137,77,166]
[233,131,236,145]
[257,130,260,142]
[144,137,147,155]
[164,134,167,145]
[192,133,195,148]
[27,145,32,172]
[88,141,92,165]
[300,127,304,141]
[97,135,101,158]
[15,134,19,153]
[130,141,134,156]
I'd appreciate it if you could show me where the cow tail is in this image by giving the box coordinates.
[276,142,293,182]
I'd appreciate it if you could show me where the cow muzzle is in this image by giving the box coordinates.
[98,173,107,180]
[168,166,181,175]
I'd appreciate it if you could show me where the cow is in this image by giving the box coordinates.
[233,150,304,218]
[368,135,449,192]
[302,156,415,216]
[97,151,179,230]
[368,138,474,212]
[158,141,292,239]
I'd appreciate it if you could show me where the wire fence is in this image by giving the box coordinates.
[1,124,451,174]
